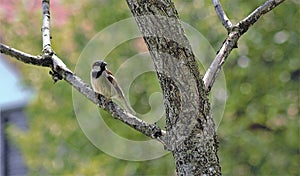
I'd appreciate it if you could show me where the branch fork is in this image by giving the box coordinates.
[204,0,285,91]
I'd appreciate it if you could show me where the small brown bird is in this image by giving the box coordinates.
[90,60,134,114]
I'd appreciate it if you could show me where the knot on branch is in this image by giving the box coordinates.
[151,124,163,139]
[42,46,54,57]
[49,70,63,83]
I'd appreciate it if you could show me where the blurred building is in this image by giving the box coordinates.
[0,56,31,176]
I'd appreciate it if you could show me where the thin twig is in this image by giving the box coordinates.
[204,0,285,91]
[42,0,52,53]
[212,0,232,31]
[0,42,167,146]
[237,0,286,35]
[0,43,49,66]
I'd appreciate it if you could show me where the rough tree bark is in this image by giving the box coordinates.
[0,0,285,175]
[126,1,221,175]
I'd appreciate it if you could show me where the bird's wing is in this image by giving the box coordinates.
[106,70,134,114]
[106,71,125,99]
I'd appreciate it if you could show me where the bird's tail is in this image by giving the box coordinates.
[120,96,135,115]
[113,83,135,114]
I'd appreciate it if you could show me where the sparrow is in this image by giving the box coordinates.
[90,60,134,114]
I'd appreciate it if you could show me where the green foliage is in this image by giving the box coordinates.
[2,0,299,175]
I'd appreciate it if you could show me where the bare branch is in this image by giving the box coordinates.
[42,0,52,53]
[204,0,286,90]
[237,0,286,35]
[212,0,232,31]
[0,43,51,66]
[0,42,167,146]
[203,32,239,90]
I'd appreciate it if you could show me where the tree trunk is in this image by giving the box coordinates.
[126,0,221,175]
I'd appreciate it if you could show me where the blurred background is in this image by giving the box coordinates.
[0,0,299,175]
